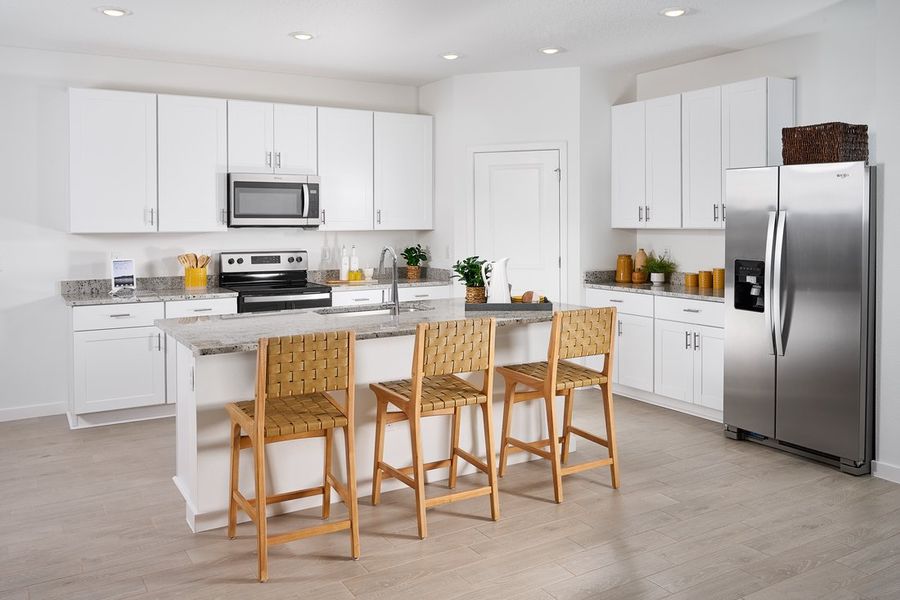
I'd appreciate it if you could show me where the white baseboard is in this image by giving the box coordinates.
[614,385,724,423]
[872,460,900,484]
[67,403,176,429]
[0,401,66,423]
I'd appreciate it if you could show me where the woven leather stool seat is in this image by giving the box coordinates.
[232,393,349,437]
[377,375,487,412]
[501,361,607,390]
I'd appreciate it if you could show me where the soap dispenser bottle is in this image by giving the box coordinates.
[350,245,359,278]
[339,245,350,281]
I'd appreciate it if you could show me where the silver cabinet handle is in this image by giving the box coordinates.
[683,308,701,313]
[109,313,132,318]
[266,151,272,167]
[321,209,326,225]
[193,308,213,312]
[617,320,623,336]
[645,205,651,221]
[157,333,163,351]
[722,204,726,222]
[713,204,719,222]
[146,207,155,227]
[693,332,700,350]
[684,331,691,349]
[220,208,226,224]
[353,297,369,302]
[609,299,624,303]
[275,152,281,168]
[638,206,643,222]
[376,209,382,224]
[414,294,428,298]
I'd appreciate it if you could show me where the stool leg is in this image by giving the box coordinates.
[322,428,333,519]
[227,421,241,540]
[252,436,269,582]
[498,381,515,477]
[481,401,500,521]
[372,399,386,506]
[561,390,574,465]
[544,394,564,504]
[602,383,620,490]
[448,406,462,489]
[409,414,428,539]
[344,424,361,559]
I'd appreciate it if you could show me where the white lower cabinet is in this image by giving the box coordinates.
[616,313,654,392]
[332,289,384,306]
[73,326,166,414]
[397,286,450,302]
[654,318,724,410]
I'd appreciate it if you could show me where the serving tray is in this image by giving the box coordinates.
[465,301,553,312]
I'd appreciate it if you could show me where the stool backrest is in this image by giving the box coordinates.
[547,307,617,391]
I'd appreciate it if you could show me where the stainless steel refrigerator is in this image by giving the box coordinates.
[724,161,875,474]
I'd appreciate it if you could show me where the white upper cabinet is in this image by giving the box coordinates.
[722,78,769,170]
[227,100,274,173]
[317,107,374,231]
[374,112,433,230]
[644,94,682,229]
[273,103,317,175]
[157,95,228,232]
[611,101,645,228]
[682,86,723,229]
[69,89,157,233]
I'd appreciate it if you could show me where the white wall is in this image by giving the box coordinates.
[0,45,421,420]
[632,0,876,271]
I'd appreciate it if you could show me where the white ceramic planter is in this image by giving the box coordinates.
[650,272,666,285]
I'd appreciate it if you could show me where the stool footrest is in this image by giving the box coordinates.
[252,486,325,507]
[267,519,351,546]
[568,426,608,448]
[424,486,493,508]
[454,448,489,474]
[506,437,553,460]
[561,458,613,476]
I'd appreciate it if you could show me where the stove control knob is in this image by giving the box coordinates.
[227,258,235,265]
[236,258,244,265]
[296,255,303,262]
[287,257,294,263]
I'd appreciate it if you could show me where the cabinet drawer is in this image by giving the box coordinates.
[584,288,653,317]
[332,289,384,306]
[398,286,450,302]
[164,297,237,318]
[654,296,724,328]
[73,302,165,331]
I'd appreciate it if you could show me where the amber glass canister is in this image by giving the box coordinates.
[684,273,699,287]
[615,254,634,283]
[713,268,725,290]
[698,270,713,289]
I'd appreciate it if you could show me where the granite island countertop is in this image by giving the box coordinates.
[156,298,580,357]
[327,278,452,292]
[585,281,725,302]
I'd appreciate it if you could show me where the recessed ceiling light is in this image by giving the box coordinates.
[539,47,564,55]
[289,32,314,41]
[660,7,688,17]
[96,6,131,17]
[442,53,461,60]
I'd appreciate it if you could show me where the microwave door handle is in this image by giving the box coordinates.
[764,211,777,356]
[302,183,310,218]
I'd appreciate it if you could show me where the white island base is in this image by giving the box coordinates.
[171,320,572,533]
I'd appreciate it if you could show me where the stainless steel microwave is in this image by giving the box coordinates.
[228,173,320,228]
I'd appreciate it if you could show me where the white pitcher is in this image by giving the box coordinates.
[481,257,512,303]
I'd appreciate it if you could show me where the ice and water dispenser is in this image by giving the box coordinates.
[733,260,765,312]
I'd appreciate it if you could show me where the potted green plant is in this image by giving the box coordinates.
[644,251,677,285]
[452,256,488,303]
[401,244,428,281]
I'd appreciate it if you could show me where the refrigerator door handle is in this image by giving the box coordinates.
[773,210,787,356]
[764,211,778,356]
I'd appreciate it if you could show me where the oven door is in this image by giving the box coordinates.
[229,173,309,227]
[238,291,332,313]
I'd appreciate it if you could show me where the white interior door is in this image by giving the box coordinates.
[474,150,561,301]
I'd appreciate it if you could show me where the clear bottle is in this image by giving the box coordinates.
[350,245,360,277]
[339,245,350,281]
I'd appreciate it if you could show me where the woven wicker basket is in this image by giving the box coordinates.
[782,122,868,165]
[465,286,487,304]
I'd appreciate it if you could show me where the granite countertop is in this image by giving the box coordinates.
[156,298,578,357]
[62,287,238,307]
[585,281,725,302]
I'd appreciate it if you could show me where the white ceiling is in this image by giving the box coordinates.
[0,0,844,86]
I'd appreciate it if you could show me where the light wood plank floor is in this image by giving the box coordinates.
[2,392,899,600]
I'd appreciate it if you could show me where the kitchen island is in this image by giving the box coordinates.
[157,299,581,532]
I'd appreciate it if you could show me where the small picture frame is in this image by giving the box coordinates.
[111,258,136,291]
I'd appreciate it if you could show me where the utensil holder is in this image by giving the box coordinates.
[184,267,208,289]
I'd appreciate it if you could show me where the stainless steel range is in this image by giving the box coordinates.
[219,250,331,313]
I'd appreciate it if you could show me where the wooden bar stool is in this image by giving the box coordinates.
[370,318,500,539]
[225,331,360,582]
[496,308,619,503]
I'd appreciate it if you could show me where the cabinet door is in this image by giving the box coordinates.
[610,101,645,228]
[654,319,693,402]
[682,87,723,229]
[73,326,166,414]
[273,104,317,175]
[69,89,157,233]
[397,285,449,302]
[644,94,682,228]
[332,289,384,306]
[318,107,374,231]
[227,100,274,173]
[693,325,725,411]
[722,78,768,170]
[158,95,227,232]
[374,112,434,230]
[616,314,654,392]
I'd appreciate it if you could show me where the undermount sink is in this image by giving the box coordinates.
[314,303,432,317]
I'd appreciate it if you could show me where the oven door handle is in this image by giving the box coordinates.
[302,183,310,218]
[243,293,331,303]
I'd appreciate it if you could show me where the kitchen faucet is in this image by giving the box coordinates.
[379,246,401,316]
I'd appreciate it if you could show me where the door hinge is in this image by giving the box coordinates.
[554,167,561,181]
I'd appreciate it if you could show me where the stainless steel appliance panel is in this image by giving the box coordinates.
[724,166,779,437]
[775,162,872,461]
